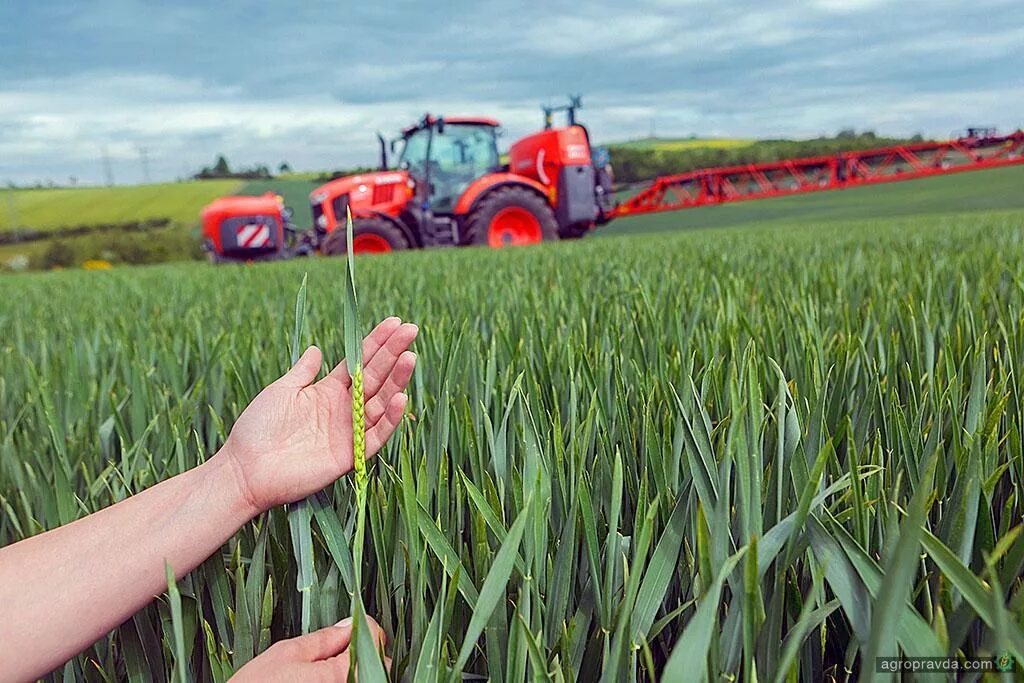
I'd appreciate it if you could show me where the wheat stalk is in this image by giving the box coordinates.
[340,207,386,681]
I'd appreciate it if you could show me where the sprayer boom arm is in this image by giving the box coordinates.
[612,131,1024,217]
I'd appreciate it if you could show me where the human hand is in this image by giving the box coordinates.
[221,317,418,515]
[230,616,390,682]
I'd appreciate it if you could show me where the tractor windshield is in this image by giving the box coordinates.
[398,122,500,211]
[397,128,431,172]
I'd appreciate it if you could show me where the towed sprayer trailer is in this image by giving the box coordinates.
[201,99,1024,261]
[201,194,307,263]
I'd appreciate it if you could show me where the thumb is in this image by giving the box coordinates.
[277,346,322,388]
[282,619,354,662]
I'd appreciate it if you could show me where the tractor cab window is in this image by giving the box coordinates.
[398,123,499,212]
[397,129,430,173]
[431,124,499,181]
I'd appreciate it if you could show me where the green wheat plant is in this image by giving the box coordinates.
[165,561,188,683]
[286,273,316,635]
[2,209,1024,680]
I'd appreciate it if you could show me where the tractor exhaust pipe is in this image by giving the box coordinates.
[376,132,388,171]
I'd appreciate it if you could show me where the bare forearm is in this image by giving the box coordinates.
[0,449,255,681]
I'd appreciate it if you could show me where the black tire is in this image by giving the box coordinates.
[204,241,222,264]
[463,185,559,248]
[321,217,411,256]
[559,222,592,239]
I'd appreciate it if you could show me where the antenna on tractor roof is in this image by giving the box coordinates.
[543,95,583,130]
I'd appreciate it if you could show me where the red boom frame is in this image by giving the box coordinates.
[612,131,1024,218]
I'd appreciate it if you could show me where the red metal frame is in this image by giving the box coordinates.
[612,131,1024,218]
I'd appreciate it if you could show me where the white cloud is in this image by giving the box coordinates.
[811,0,888,13]
[0,72,558,184]
[1,0,1021,184]
[522,15,674,56]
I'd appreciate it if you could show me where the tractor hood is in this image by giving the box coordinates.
[310,170,413,229]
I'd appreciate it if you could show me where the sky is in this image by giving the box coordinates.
[1,0,1022,186]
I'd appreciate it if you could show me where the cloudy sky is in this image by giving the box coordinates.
[1,0,1022,185]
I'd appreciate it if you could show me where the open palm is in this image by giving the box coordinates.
[223,317,418,514]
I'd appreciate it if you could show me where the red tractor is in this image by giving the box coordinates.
[310,99,614,254]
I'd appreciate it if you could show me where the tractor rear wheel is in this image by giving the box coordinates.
[321,217,410,256]
[463,186,558,248]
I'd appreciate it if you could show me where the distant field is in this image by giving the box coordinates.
[0,180,242,233]
[276,171,327,182]
[0,177,324,234]
[236,179,319,229]
[3,164,1023,271]
[610,137,754,151]
[602,164,1024,236]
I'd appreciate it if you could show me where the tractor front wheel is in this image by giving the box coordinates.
[321,217,410,256]
[463,186,558,248]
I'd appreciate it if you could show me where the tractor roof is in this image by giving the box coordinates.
[444,116,500,127]
[402,115,500,136]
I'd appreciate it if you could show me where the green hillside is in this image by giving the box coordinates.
[235,179,320,229]
[0,180,242,234]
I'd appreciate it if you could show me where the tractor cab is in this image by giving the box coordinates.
[395,116,502,212]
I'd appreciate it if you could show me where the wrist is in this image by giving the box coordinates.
[204,445,263,521]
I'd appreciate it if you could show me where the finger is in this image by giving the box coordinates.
[324,317,402,387]
[363,323,418,396]
[275,346,323,389]
[278,619,354,662]
[365,351,416,427]
[365,393,408,456]
[320,615,387,675]
[362,317,404,368]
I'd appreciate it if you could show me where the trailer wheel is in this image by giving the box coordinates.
[321,217,410,256]
[203,241,223,264]
[463,186,558,248]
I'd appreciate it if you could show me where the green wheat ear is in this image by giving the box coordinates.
[344,206,365,489]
